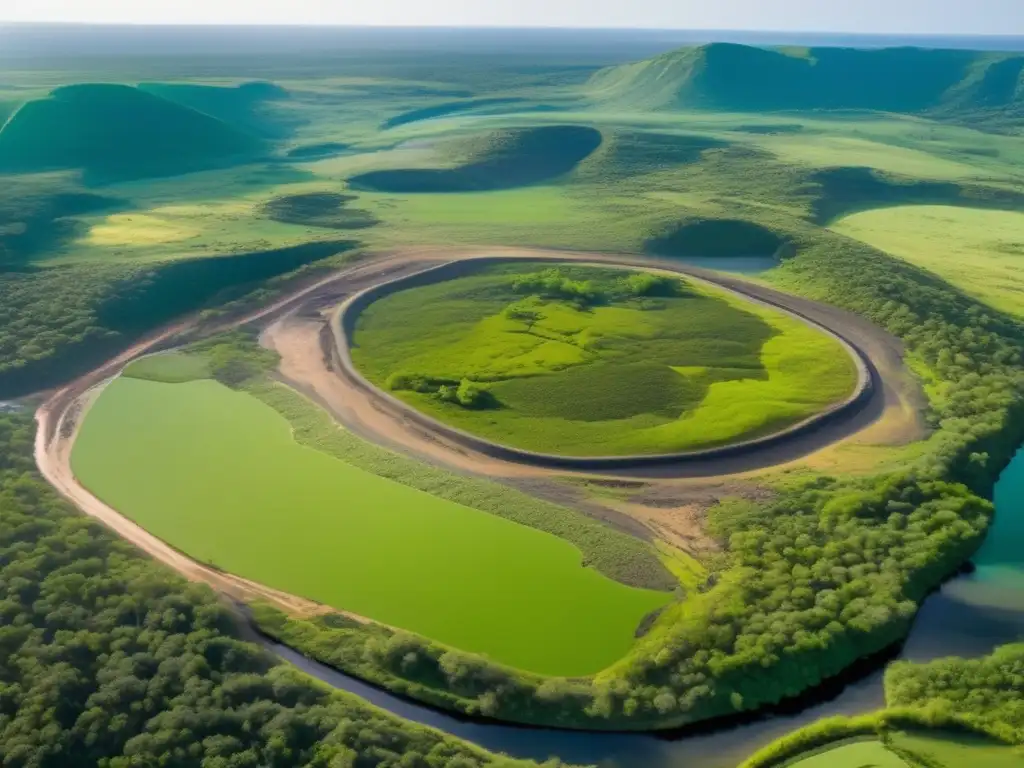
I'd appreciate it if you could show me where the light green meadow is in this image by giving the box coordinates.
[72,376,670,676]
[832,205,1024,318]
[352,263,859,456]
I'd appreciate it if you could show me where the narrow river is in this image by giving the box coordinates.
[271,447,1024,768]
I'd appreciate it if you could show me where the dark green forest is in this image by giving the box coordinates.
[0,240,354,397]
[0,411,533,768]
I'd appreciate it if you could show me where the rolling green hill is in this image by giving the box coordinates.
[588,43,1024,115]
[0,84,263,181]
[349,125,602,193]
[137,81,298,138]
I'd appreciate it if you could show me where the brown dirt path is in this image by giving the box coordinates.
[33,245,928,607]
[301,246,927,481]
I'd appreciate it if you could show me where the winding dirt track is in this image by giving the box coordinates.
[268,247,927,480]
[34,246,927,613]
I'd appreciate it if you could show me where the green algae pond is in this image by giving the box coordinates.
[71,376,670,676]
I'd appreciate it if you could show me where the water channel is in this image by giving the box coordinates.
[265,252,1022,766]
[250,240,1018,767]
[268,448,1024,767]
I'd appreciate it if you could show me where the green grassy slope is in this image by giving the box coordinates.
[382,97,527,129]
[0,239,354,397]
[349,125,602,192]
[831,206,1024,318]
[588,43,1024,115]
[137,80,298,138]
[0,84,263,181]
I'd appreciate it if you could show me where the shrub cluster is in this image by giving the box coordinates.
[387,373,496,410]
[885,643,1024,744]
[511,268,602,306]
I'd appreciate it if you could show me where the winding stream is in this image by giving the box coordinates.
[273,448,1024,768]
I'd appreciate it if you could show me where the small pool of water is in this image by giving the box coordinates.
[673,255,778,274]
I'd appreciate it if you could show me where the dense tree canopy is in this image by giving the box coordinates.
[886,644,1024,744]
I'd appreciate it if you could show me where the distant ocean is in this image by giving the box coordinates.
[2,24,1023,63]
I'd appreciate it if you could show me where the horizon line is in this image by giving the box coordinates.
[1,20,1023,38]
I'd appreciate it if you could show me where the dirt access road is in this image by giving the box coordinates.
[266,246,926,481]
[33,251,442,617]
[34,246,926,613]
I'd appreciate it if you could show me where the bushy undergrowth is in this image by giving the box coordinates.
[885,644,1024,744]
[0,240,354,397]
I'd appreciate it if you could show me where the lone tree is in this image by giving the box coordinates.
[504,303,543,332]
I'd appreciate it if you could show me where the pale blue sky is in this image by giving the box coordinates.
[5,0,1024,35]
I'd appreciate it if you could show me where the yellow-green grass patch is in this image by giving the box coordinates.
[788,740,910,768]
[350,263,858,457]
[51,198,341,265]
[832,205,1024,318]
[890,732,1024,768]
[757,135,991,180]
[72,376,669,675]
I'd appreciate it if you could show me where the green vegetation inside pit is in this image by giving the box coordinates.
[72,375,670,675]
[122,334,676,594]
[577,130,729,180]
[0,84,263,182]
[247,377,676,592]
[348,125,602,193]
[645,218,784,258]
[808,166,1024,225]
[831,205,1024,319]
[350,263,858,457]
[262,191,379,230]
